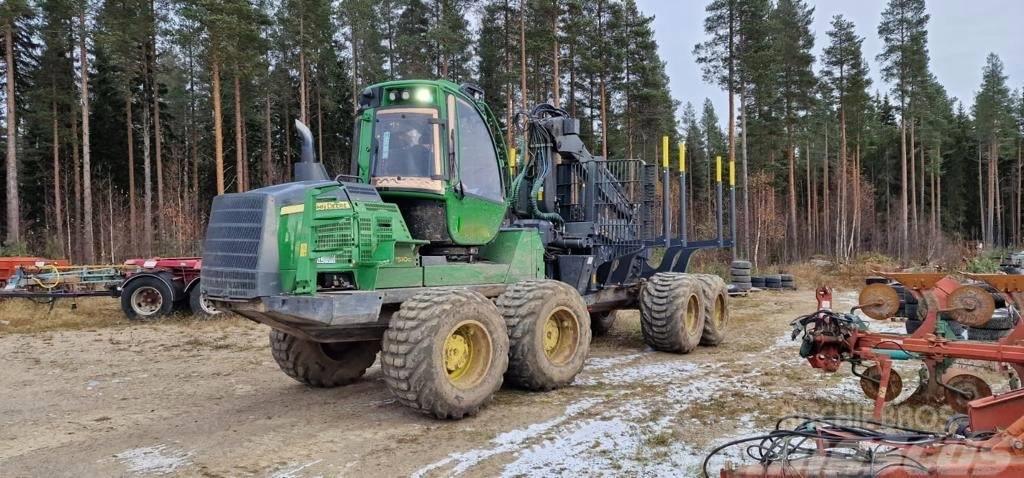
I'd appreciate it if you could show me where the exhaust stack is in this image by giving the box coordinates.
[293,120,330,182]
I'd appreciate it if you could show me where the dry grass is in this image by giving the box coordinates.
[0,297,128,334]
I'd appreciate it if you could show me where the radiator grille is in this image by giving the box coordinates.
[201,195,267,298]
[314,219,354,251]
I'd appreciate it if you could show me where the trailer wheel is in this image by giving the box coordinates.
[188,285,221,319]
[381,289,508,419]
[590,310,617,336]
[693,274,729,346]
[270,330,378,387]
[640,273,705,353]
[120,276,175,320]
[497,280,591,391]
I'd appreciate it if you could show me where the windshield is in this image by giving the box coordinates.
[372,108,440,178]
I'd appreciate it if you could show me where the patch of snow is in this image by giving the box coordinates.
[270,459,323,478]
[587,360,703,386]
[410,399,601,478]
[583,353,648,371]
[113,445,191,475]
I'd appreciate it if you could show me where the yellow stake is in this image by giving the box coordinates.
[679,142,686,172]
[661,136,669,169]
[729,159,736,187]
[716,155,722,183]
[509,148,517,174]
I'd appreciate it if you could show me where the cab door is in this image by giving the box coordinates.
[444,94,507,245]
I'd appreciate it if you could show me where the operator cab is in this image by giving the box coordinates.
[353,81,509,250]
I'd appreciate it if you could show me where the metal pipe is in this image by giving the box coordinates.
[716,155,724,247]
[662,136,671,247]
[679,142,687,247]
[293,120,329,182]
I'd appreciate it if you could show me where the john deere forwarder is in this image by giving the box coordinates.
[201,80,734,419]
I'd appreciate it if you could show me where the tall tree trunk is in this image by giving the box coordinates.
[551,8,559,107]
[838,107,848,260]
[979,147,986,244]
[150,26,163,239]
[5,22,20,245]
[142,85,153,254]
[822,125,829,253]
[988,140,996,245]
[52,98,64,256]
[899,119,908,261]
[80,11,96,262]
[72,115,81,261]
[909,119,917,247]
[263,93,273,185]
[211,49,224,194]
[316,83,324,164]
[299,16,308,124]
[234,73,245,193]
[518,0,527,112]
[126,95,136,253]
[740,90,750,259]
[787,139,797,259]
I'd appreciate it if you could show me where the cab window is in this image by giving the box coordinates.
[372,108,440,178]
[455,98,502,202]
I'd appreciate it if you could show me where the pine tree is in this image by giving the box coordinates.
[769,0,816,259]
[822,14,870,260]
[394,0,432,79]
[972,53,1014,246]
[1,0,35,248]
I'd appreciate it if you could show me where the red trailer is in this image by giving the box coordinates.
[0,256,219,320]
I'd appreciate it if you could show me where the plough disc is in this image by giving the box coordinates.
[859,365,903,402]
[942,370,992,413]
[947,285,996,327]
[858,283,900,320]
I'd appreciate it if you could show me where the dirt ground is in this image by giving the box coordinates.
[0,286,977,477]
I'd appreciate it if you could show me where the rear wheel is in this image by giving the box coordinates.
[120,276,175,321]
[381,289,508,419]
[269,330,378,387]
[590,310,617,336]
[693,274,729,346]
[497,280,591,391]
[188,284,222,319]
[640,273,705,353]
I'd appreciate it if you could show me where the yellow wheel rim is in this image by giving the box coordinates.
[542,307,581,365]
[443,320,492,389]
[684,296,700,335]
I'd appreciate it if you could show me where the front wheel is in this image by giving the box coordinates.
[189,284,222,319]
[120,276,175,321]
[269,330,379,388]
[381,289,509,419]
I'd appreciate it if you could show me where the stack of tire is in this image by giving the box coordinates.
[751,276,766,288]
[730,261,752,291]
[967,284,1014,341]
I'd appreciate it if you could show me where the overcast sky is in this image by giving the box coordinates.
[636,0,1024,127]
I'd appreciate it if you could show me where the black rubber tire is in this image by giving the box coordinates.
[640,273,705,353]
[692,274,729,346]
[269,329,379,388]
[497,280,591,391]
[188,284,222,319]
[968,327,1010,341]
[764,275,782,289]
[779,274,794,282]
[730,268,751,278]
[731,260,752,270]
[976,309,1015,330]
[120,276,175,321]
[905,318,923,334]
[381,289,509,419]
[904,304,918,321]
[590,310,617,336]
[750,276,766,288]
[734,282,752,292]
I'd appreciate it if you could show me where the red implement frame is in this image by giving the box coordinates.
[722,275,1024,478]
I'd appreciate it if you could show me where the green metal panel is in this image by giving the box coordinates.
[424,263,511,286]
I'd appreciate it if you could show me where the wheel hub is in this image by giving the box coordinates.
[131,287,163,315]
[444,332,472,377]
[543,316,561,354]
[685,296,700,334]
[542,307,580,365]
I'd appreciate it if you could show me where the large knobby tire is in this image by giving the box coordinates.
[640,273,705,353]
[497,280,591,391]
[269,329,379,388]
[590,310,617,336]
[693,274,729,346]
[120,276,175,321]
[381,289,509,419]
[188,284,222,320]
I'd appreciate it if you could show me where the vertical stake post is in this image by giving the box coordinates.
[679,142,687,247]
[716,155,724,247]
[662,136,671,247]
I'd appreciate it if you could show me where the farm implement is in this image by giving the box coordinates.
[0,257,218,320]
[201,79,738,419]
[713,275,1024,477]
